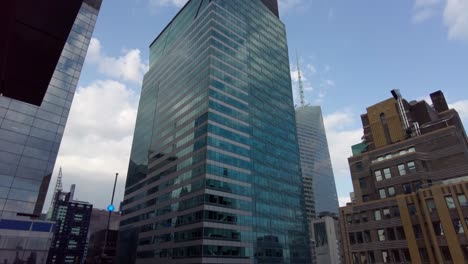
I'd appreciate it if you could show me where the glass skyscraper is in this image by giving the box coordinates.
[118,0,311,263]
[0,0,102,218]
[296,106,339,218]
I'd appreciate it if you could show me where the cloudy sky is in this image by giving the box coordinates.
[45,0,468,211]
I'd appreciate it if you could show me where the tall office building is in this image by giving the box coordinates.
[118,0,311,263]
[47,186,93,263]
[296,105,339,219]
[0,0,102,218]
[340,90,468,264]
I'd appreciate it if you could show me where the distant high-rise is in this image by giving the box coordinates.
[340,90,468,264]
[0,0,102,219]
[118,0,311,263]
[296,105,339,218]
[47,185,93,264]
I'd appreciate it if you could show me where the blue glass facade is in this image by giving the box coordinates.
[119,1,311,263]
[0,0,100,218]
[296,106,339,217]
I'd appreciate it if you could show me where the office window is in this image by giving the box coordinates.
[391,206,400,217]
[426,199,436,213]
[396,226,406,240]
[385,153,392,159]
[356,232,364,244]
[400,149,407,155]
[433,222,444,236]
[374,210,382,221]
[402,183,412,194]
[407,161,416,173]
[445,196,456,209]
[368,251,375,263]
[392,249,401,262]
[402,249,411,262]
[420,248,429,262]
[454,219,464,234]
[458,194,468,207]
[362,212,368,223]
[375,170,383,181]
[408,204,417,215]
[408,147,416,152]
[382,250,389,263]
[359,178,367,189]
[383,208,391,219]
[398,164,406,176]
[441,247,452,261]
[383,168,391,179]
[388,186,396,197]
[387,228,396,240]
[346,215,352,225]
[378,229,386,241]
[379,189,387,199]
[349,233,356,245]
[352,253,359,264]
[364,230,371,243]
[413,225,423,238]
[363,195,370,202]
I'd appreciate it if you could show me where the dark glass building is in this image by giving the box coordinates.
[47,187,93,264]
[296,106,339,218]
[118,0,311,263]
[0,0,102,219]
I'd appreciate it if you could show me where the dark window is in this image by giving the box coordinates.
[441,247,452,261]
[352,253,359,264]
[362,213,368,223]
[387,228,396,240]
[413,225,422,238]
[359,178,367,189]
[354,214,360,224]
[346,215,352,225]
[349,233,356,245]
[420,248,429,262]
[391,206,400,217]
[360,252,367,264]
[368,251,375,263]
[356,162,364,171]
[433,222,444,236]
[408,204,417,215]
[402,249,411,262]
[396,226,406,240]
[392,249,401,262]
[413,181,422,191]
[362,195,370,202]
[403,183,412,194]
[364,230,371,243]
[356,232,363,244]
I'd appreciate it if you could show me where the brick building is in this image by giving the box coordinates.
[340,90,468,264]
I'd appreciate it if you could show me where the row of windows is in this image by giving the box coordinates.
[346,207,400,225]
[349,226,405,245]
[371,147,416,164]
[352,249,411,264]
[375,161,416,182]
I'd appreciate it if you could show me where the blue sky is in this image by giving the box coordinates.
[47,0,468,210]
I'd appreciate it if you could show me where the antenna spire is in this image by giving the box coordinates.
[47,167,63,219]
[296,50,305,107]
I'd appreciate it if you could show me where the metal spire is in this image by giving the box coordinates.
[296,50,305,107]
[47,167,63,219]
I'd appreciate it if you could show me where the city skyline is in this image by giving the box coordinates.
[44,0,468,211]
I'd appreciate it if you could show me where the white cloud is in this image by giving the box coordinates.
[450,99,468,126]
[443,0,468,40]
[323,111,363,181]
[339,196,351,207]
[87,38,148,84]
[46,80,139,210]
[278,0,307,14]
[413,8,435,23]
[149,0,187,8]
[306,64,317,74]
